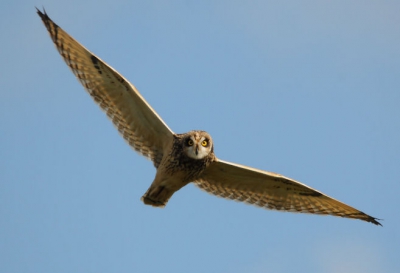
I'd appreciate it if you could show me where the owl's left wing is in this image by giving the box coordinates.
[195,159,381,225]
[37,9,174,167]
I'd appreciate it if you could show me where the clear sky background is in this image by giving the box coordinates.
[1,1,399,273]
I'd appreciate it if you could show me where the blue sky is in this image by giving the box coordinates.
[1,1,399,272]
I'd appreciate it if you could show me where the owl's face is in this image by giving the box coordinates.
[183,131,213,160]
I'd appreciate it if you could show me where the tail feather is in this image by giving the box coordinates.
[141,185,174,207]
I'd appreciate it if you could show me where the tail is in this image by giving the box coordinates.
[141,185,175,207]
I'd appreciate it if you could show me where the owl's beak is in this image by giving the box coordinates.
[195,145,199,155]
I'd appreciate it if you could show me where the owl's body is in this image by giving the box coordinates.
[37,9,381,226]
[143,131,215,206]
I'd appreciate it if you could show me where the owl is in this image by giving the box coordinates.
[37,9,381,226]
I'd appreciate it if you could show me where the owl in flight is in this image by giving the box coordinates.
[37,9,381,226]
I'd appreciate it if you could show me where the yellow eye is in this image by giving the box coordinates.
[187,139,194,146]
[201,140,208,147]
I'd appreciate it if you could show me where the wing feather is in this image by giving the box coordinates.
[196,159,381,225]
[37,9,173,167]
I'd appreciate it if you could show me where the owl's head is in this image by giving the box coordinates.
[182,131,213,160]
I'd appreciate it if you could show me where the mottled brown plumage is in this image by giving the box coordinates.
[37,9,381,226]
[142,131,215,206]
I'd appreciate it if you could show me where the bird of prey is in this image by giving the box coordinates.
[37,9,381,226]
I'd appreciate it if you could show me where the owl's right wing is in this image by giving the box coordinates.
[37,9,174,167]
[195,159,381,225]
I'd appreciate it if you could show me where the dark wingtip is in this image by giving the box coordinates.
[370,217,383,226]
[36,7,48,20]
[36,7,60,40]
[35,7,47,19]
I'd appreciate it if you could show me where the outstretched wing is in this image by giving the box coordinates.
[37,9,174,167]
[196,159,381,225]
